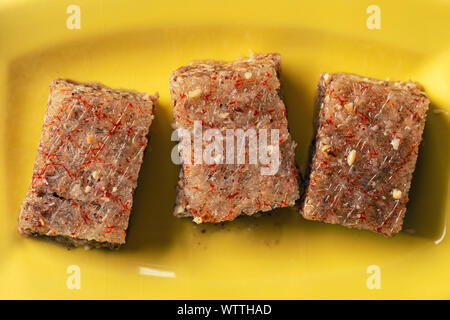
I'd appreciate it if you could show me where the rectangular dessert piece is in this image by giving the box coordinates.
[170,53,300,223]
[18,79,157,248]
[302,73,429,235]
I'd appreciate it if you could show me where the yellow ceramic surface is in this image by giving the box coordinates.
[0,0,449,299]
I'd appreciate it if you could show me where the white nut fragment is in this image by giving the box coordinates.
[86,134,94,144]
[219,112,229,119]
[92,171,100,181]
[323,73,330,83]
[344,102,354,113]
[324,95,331,103]
[391,138,400,150]
[193,216,203,224]
[71,184,81,196]
[321,144,333,156]
[303,205,313,215]
[188,88,202,99]
[347,149,357,166]
[266,145,274,155]
[174,205,185,215]
[85,186,92,193]
[244,72,252,79]
[392,188,402,199]
[112,187,118,193]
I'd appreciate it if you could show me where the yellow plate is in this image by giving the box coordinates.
[0,0,449,299]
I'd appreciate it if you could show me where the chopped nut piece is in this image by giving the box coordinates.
[39,218,45,226]
[303,205,313,214]
[324,95,330,103]
[391,138,400,150]
[344,102,354,113]
[174,205,185,215]
[112,187,118,192]
[392,188,402,199]
[188,88,202,99]
[92,171,100,181]
[86,134,94,144]
[244,72,252,79]
[84,186,91,193]
[323,73,330,83]
[193,216,203,224]
[347,149,357,166]
[321,144,333,156]
[219,112,229,118]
